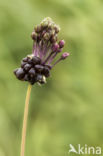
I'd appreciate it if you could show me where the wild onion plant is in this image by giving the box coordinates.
[14,17,69,156]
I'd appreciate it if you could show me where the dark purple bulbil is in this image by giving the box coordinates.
[14,17,69,85]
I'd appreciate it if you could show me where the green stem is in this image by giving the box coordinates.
[20,84,32,156]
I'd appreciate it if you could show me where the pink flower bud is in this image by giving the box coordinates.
[52,43,59,52]
[59,40,65,48]
[61,52,70,60]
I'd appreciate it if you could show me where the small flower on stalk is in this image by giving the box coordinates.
[14,17,69,85]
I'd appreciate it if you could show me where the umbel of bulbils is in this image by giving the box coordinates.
[14,17,69,85]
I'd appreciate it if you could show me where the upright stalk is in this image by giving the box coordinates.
[20,84,32,156]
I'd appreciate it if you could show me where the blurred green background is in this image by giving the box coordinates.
[0,0,103,156]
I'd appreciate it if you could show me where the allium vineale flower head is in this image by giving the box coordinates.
[14,17,69,85]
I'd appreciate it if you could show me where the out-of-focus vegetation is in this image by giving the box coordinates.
[0,0,103,156]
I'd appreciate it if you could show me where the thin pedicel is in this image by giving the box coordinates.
[13,17,70,156]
